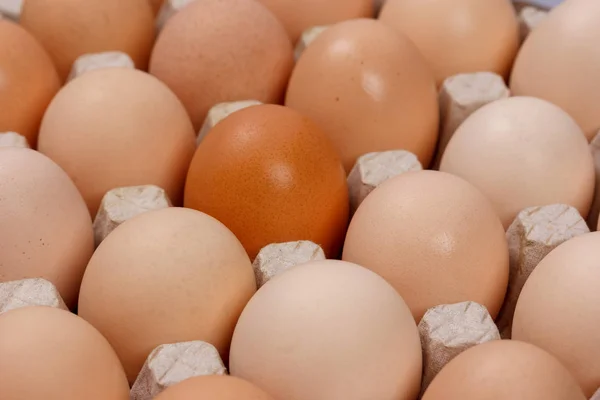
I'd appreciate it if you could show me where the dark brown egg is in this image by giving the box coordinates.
[184,104,349,260]
[0,20,60,148]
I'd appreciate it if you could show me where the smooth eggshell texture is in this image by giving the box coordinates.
[510,0,600,140]
[37,68,196,216]
[439,96,594,229]
[78,207,257,383]
[184,104,349,260]
[285,18,439,172]
[342,170,509,321]
[0,148,93,308]
[0,307,130,400]
[256,0,373,42]
[512,232,600,397]
[379,0,519,86]
[150,0,294,131]
[422,340,586,400]
[230,260,423,400]
[154,376,275,400]
[0,20,60,148]
[20,0,155,81]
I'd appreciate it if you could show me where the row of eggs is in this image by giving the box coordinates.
[3,0,600,399]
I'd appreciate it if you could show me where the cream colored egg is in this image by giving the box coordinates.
[440,96,594,229]
[230,260,422,400]
[511,0,600,140]
[513,232,600,397]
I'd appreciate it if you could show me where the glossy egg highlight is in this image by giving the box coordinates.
[286,18,439,171]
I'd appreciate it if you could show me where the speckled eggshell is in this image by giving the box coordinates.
[285,18,439,172]
[154,376,275,400]
[78,207,257,384]
[422,340,586,400]
[256,0,373,42]
[0,20,60,148]
[0,306,130,400]
[184,104,349,260]
[439,96,594,229]
[379,0,519,86]
[37,68,196,216]
[0,147,94,309]
[230,260,423,400]
[150,0,294,131]
[512,232,600,397]
[511,0,600,140]
[342,170,509,321]
[20,0,155,82]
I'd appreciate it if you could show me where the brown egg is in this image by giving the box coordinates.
[285,18,439,172]
[342,170,508,321]
[37,68,196,216]
[20,0,155,81]
[184,104,348,260]
[0,148,93,308]
[230,260,423,400]
[379,0,519,86]
[439,96,594,229]
[155,376,275,400]
[78,207,256,383]
[511,0,600,140]
[256,0,373,43]
[512,232,600,397]
[150,0,294,130]
[422,340,586,400]
[0,306,129,400]
[0,20,60,148]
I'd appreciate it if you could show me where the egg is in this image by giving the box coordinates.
[20,0,155,82]
[256,0,373,43]
[285,18,438,172]
[230,260,422,400]
[184,104,349,260]
[512,232,600,397]
[439,96,594,229]
[0,306,130,400]
[149,0,294,131]
[154,376,275,400]
[422,340,586,400]
[342,170,508,321]
[511,0,600,140]
[379,0,519,86]
[0,148,93,308]
[78,207,256,383]
[37,68,196,216]
[0,20,60,148]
